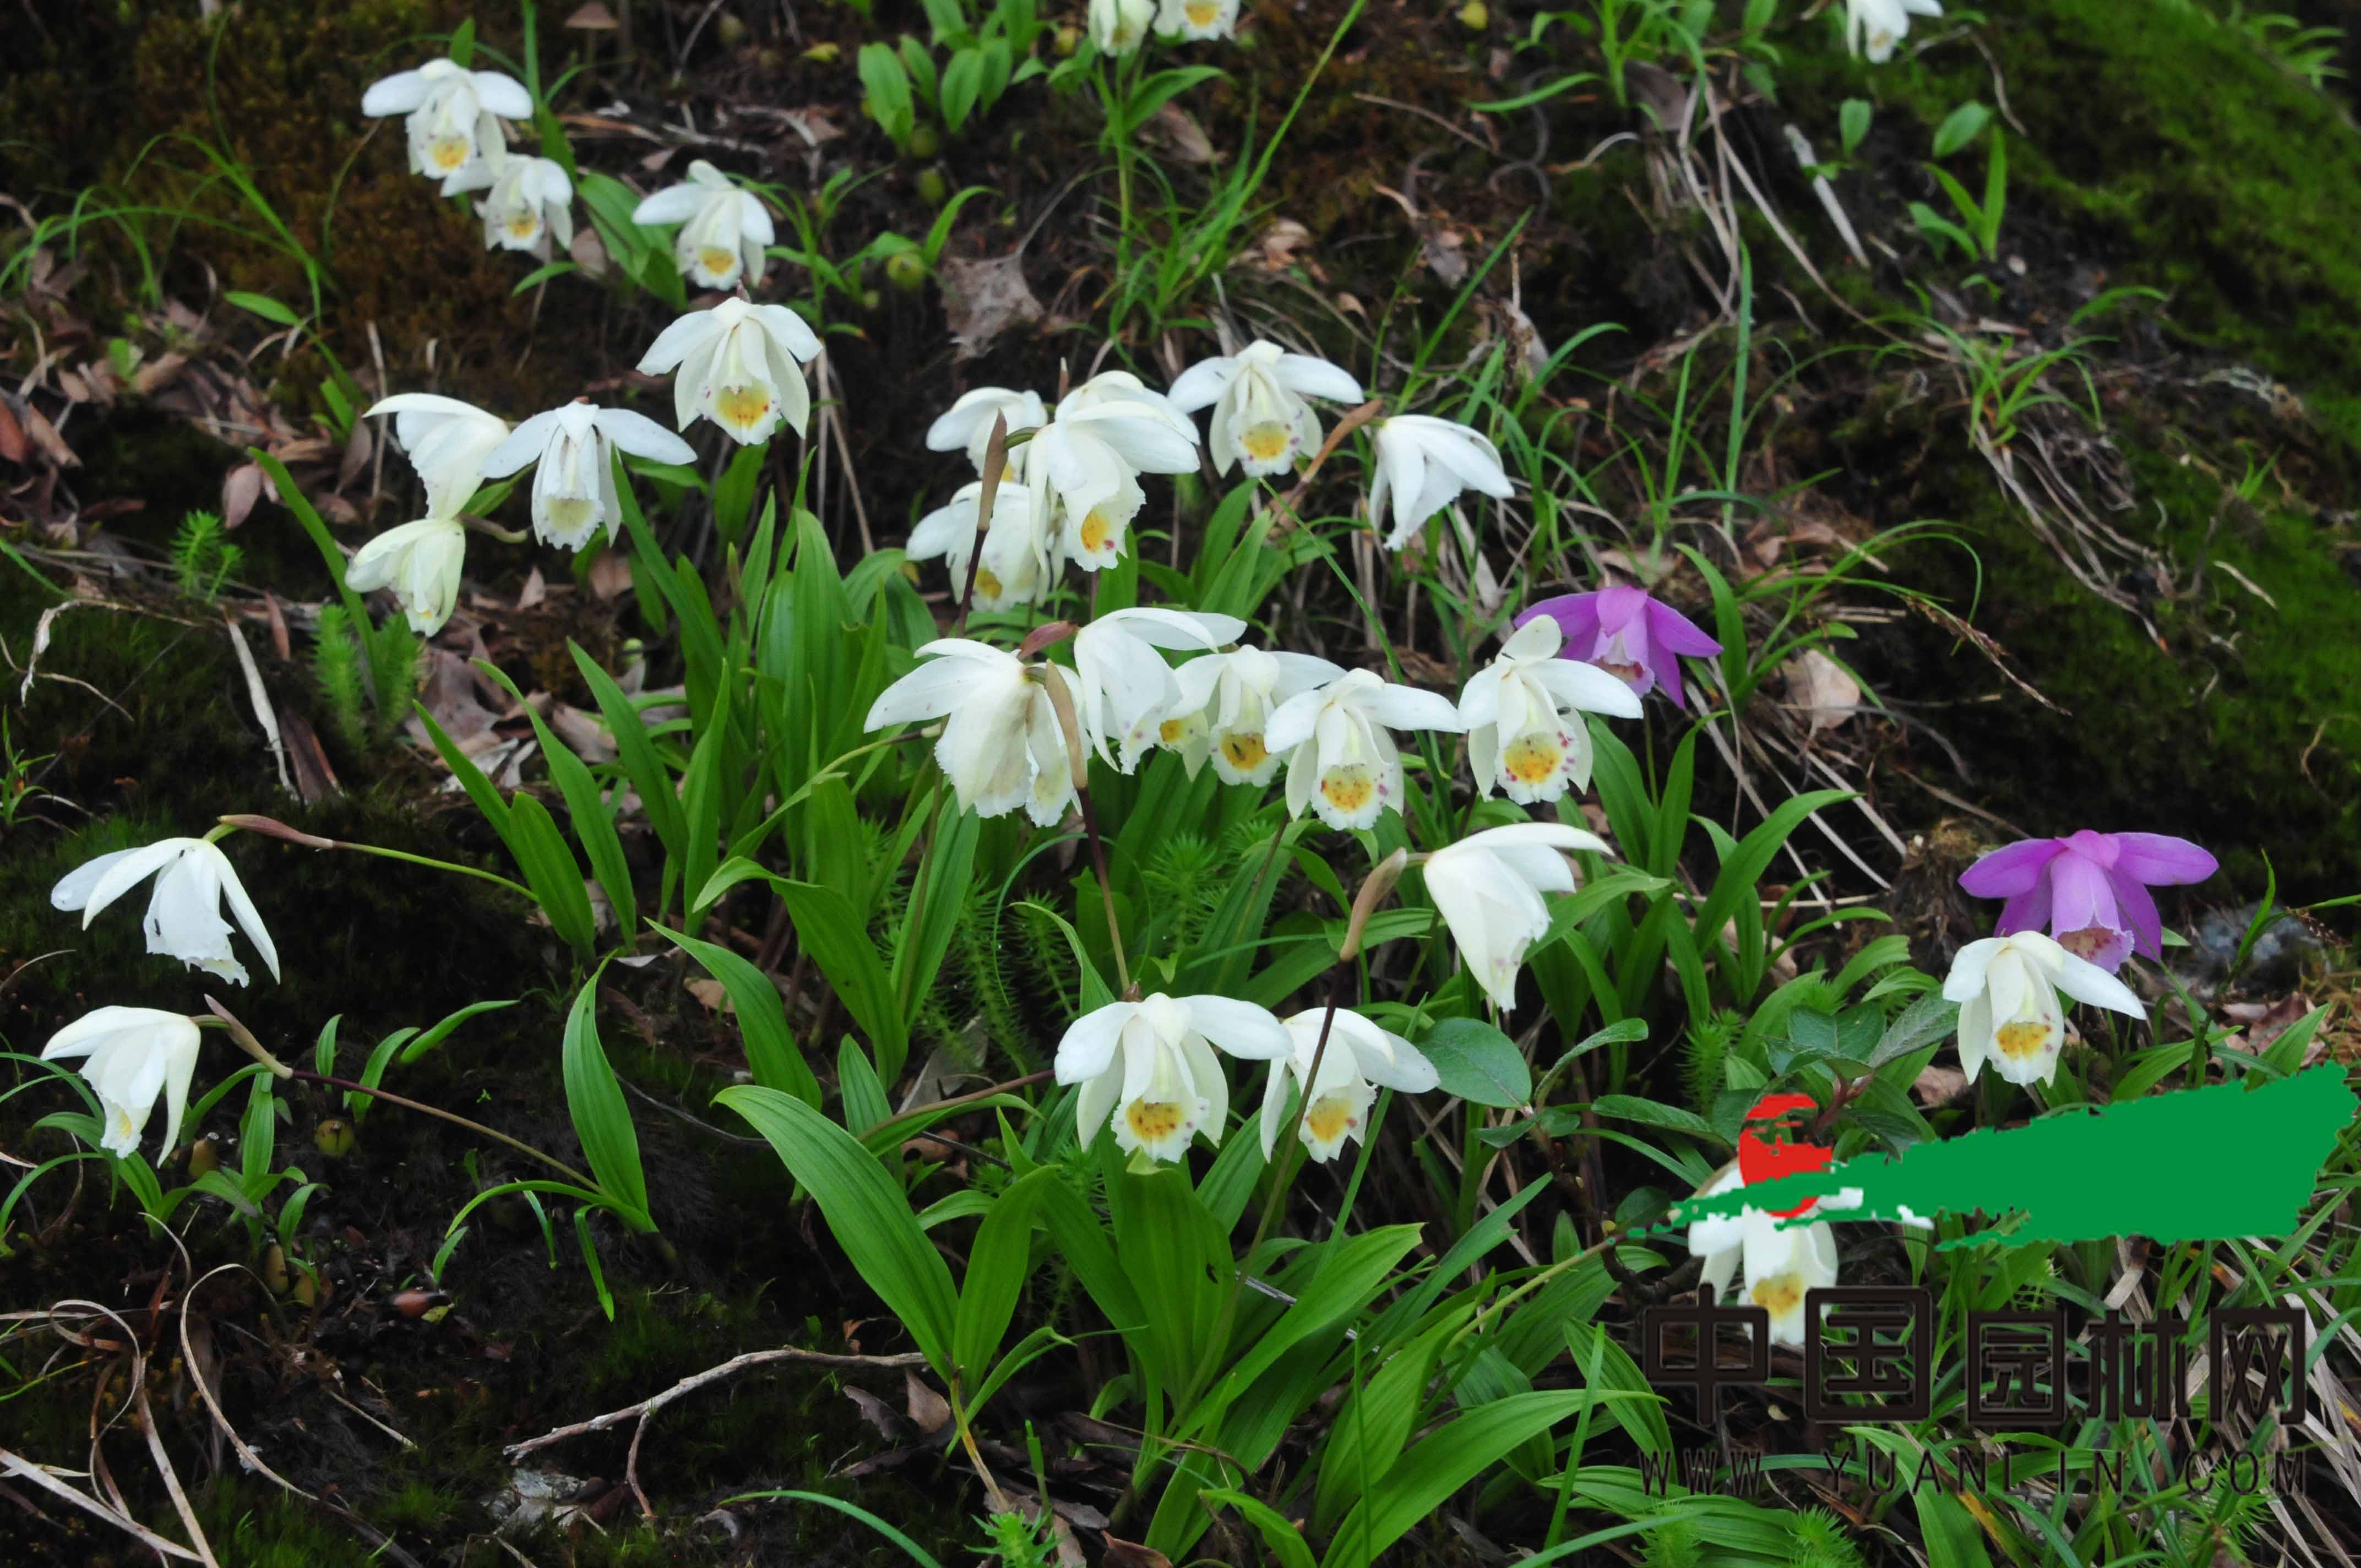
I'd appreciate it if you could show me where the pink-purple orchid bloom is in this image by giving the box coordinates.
[1514,585,1724,710]
[1958,830,2218,971]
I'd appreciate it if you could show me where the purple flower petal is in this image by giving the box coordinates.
[2110,832,2217,887]
[2061,828,2118,868]
[1959,837,2066,898]
[1595,584,1650,634]
[2045,851,2127,967]
[1644,597,1724,658]
[1995,881,2051,937]
[1516,592,1603,654]
[2108,868,2166,962]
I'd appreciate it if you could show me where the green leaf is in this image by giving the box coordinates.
[858,42,916,145]
[1591,1095,1720,1141]
[1418,1017,1531,1107]
[561,972,652,1229]
[890,796,978,1030]
[837,1038,892,1133]
[1932,101,1992,158]
[1115,66,1226,139]
[778,878,910,1087]
[951,1166,1060,1381]
[1838,97,1872,157]
[661,927,823,1107]
[505,793,599,955]
[1868,993,1960,1069]
[719,1086,959,1376]
[570,644,687,868]
[1202,1490,1318,1568]
[941,47,984,133]
[477,661,638,938]
[225,290,301,327]
[398,998,519,1065]
[1321,1392,1594,1568]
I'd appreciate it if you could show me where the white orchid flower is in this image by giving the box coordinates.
[347,516,467,635]
[362,58,532,182]
[448,153,574,255]
[1160,646,1345,785]
[864,640,1073,825]
[42,1008,205,1160]
[1028,371,1200,572]
[637,297,822,445]
[1369,415,1515,549]
[1070,607,1246,772]
[1169,340,1363,477]
[52,837,279,986]
[1156,0,1240,40]
[1264,668,1462,832]
[364,393,509,520]
[927,386,1048,478]
[631,159,776,292]
[1259,1008,1438,1162]
[1846,0,1943,61]
[1943,930,2145,1087]
[1686,1168,1841,1348]
[1459,617,1643,803]
[1423,822,1611,1012]
[906,481,1053,612]
[479,400,696,550]
[1088,0,1156,53]
[1055,993,1291,1163]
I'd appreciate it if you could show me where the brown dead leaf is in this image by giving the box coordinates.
[133,351,190,398]
[280,711,342,804]
[569,223,610,280]
[587,549,632,600]
[1145,102,1215,165]
[1247,217,1317,276]
[222,462,265,529]
[1101,1537,1176,1568]
[1912,1065,1970,1107]
[0,396,27,464]
[1783,650,1860,731]
[547,701,616,764]
[940,254,1043,361]
[516,565,548,609]
[843,1385,910,1442]
[904,1370,952,1437]
[684,977,731,1014]
[18,401,76,467]
[337,418,373,491]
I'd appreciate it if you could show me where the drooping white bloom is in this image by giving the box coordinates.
[631,160,776,292]
[905,481,1053,612]
[365,393,509,520]
[1089,0,1156,53]
[863,640,1073,825]
[1055,993,1291,1163]
[1156,0,1240,41]
[1846,0,1943,62]
[1943,931,2145,1087]
[637,297,822,444]
[1259,1008,1438,1162]
[1168,340,1363,478]
[347,516,467,635]
[362,58,534,183]
[1459,617,1643,803]
[1070,607,1245,772]
[1687,1168,1841,1348]
[51,838,280,986]
[1263,668,1462,832]
[41,1008,205,1160]
[1423,821,1611,1012]
[479,400,697,550]
[1027,372,1200,571]
[448,153,574,255]
[1161,646,1345,785]
[1369,415,1515,549]
[927,386,1048,478]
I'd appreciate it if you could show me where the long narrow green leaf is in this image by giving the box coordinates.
[777,878,910,1087]
[661,927,823,1106]
[560,971,652,1229]
[717,1086,958,1376]
[478,662,638,937]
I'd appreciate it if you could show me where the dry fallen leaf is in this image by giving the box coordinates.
[684,977,731,1014]
[1101,1537,1176,1568]
[586,549,632,600]
[1145,101,1215,165]
[516,565,547,609]
[939,254,1043,361]
[1784,650,1861,731]
[1911,1065,1970,1107]
[903,1370,952,1437]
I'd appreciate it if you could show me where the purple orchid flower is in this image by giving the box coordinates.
[1514,585,1724,710]
[1958,830,2218,972]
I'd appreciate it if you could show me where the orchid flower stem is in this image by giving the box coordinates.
[332,839,539,902]
[1076,782,1131,998]
[1187,957,1355,1411]
[202,1002,597,1188]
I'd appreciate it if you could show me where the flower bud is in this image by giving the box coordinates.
[313,1119,358,1159]
[885,251,928,294]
